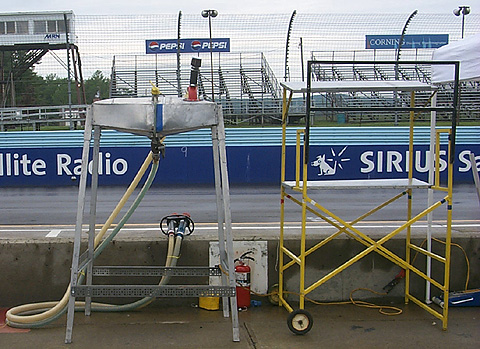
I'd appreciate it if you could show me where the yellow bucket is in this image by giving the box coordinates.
[199,297,220,310]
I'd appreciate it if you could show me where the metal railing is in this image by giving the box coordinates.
[309,57,480,123]
[0,105,88,131]
[110,53,284,125]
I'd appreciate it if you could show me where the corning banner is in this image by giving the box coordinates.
[146,38,230,54]
[365,34,449,49]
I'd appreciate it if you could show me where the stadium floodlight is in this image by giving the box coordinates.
[453,6,471,38]
[202,10,218,18]
[202,9,218,101]
[453,6,470,16]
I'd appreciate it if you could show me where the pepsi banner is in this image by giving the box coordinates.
[366,34,449,49]
[146,38,230,54]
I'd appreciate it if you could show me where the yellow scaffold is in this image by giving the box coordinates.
[277,60,460,335]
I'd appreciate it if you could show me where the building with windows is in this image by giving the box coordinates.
[0,11,75,47]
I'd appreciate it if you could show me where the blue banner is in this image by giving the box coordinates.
[365,34,449,49]
[146,38,230,54]
[1,144,478,186]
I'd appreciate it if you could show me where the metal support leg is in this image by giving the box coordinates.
[469,152,480,208]
[215,112,240,342]
[211,125,229,319]
[405,91,415,305]
[85,126,101,315]
[65,108,93,343]
[426,93,437,304]
[279,87,291,311]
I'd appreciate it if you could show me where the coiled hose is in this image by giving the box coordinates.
[6,151,173,328]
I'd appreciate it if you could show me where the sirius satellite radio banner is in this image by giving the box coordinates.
[146,38,230,54]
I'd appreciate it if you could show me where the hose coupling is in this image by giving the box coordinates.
[151,138,165,161]
[160,213,195,237]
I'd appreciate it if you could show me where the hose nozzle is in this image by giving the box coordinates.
[160,213,195,237]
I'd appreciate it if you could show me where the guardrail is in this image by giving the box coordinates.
[0,105,88,131]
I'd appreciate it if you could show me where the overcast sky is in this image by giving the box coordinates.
[1,0,473,15]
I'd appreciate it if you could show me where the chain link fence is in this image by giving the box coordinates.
[0,11,479,128]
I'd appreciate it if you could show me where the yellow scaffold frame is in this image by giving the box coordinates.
[278,60,460,334]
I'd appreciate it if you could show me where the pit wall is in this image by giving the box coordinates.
[1,235,478,307]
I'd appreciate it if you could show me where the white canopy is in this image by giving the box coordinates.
[431,33,480,84]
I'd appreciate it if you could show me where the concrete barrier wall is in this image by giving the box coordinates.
[2,234,478,307]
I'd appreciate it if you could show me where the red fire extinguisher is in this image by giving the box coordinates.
[235,251,255,308]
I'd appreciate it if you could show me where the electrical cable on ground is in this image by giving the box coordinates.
[222,233,472,316]
[219,264,402,315]
[432,237,470,291]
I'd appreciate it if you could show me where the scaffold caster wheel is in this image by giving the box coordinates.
[287,309,313,335]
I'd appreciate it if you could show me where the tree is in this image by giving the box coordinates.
[1,51,42,107]
[1,49,111,107]
[84,70,110,103]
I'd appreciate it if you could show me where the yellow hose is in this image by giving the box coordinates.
[6,152,154,325]
[135,233,176,310]
[94,151,154,247]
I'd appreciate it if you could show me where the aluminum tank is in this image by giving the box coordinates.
[89,96,220,138]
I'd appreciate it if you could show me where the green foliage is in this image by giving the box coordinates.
[84,70,110,103]
[2,57,110,107]
[35,74,68,105]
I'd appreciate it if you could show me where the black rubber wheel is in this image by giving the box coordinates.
[287,309,313,335]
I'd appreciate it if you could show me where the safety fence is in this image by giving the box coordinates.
[0,12,479,127]
[0,105,87,131]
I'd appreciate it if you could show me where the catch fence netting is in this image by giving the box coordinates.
[1,11,479,125]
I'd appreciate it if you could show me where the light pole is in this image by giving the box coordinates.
[453,6,471,39]
[201,9,218,102]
